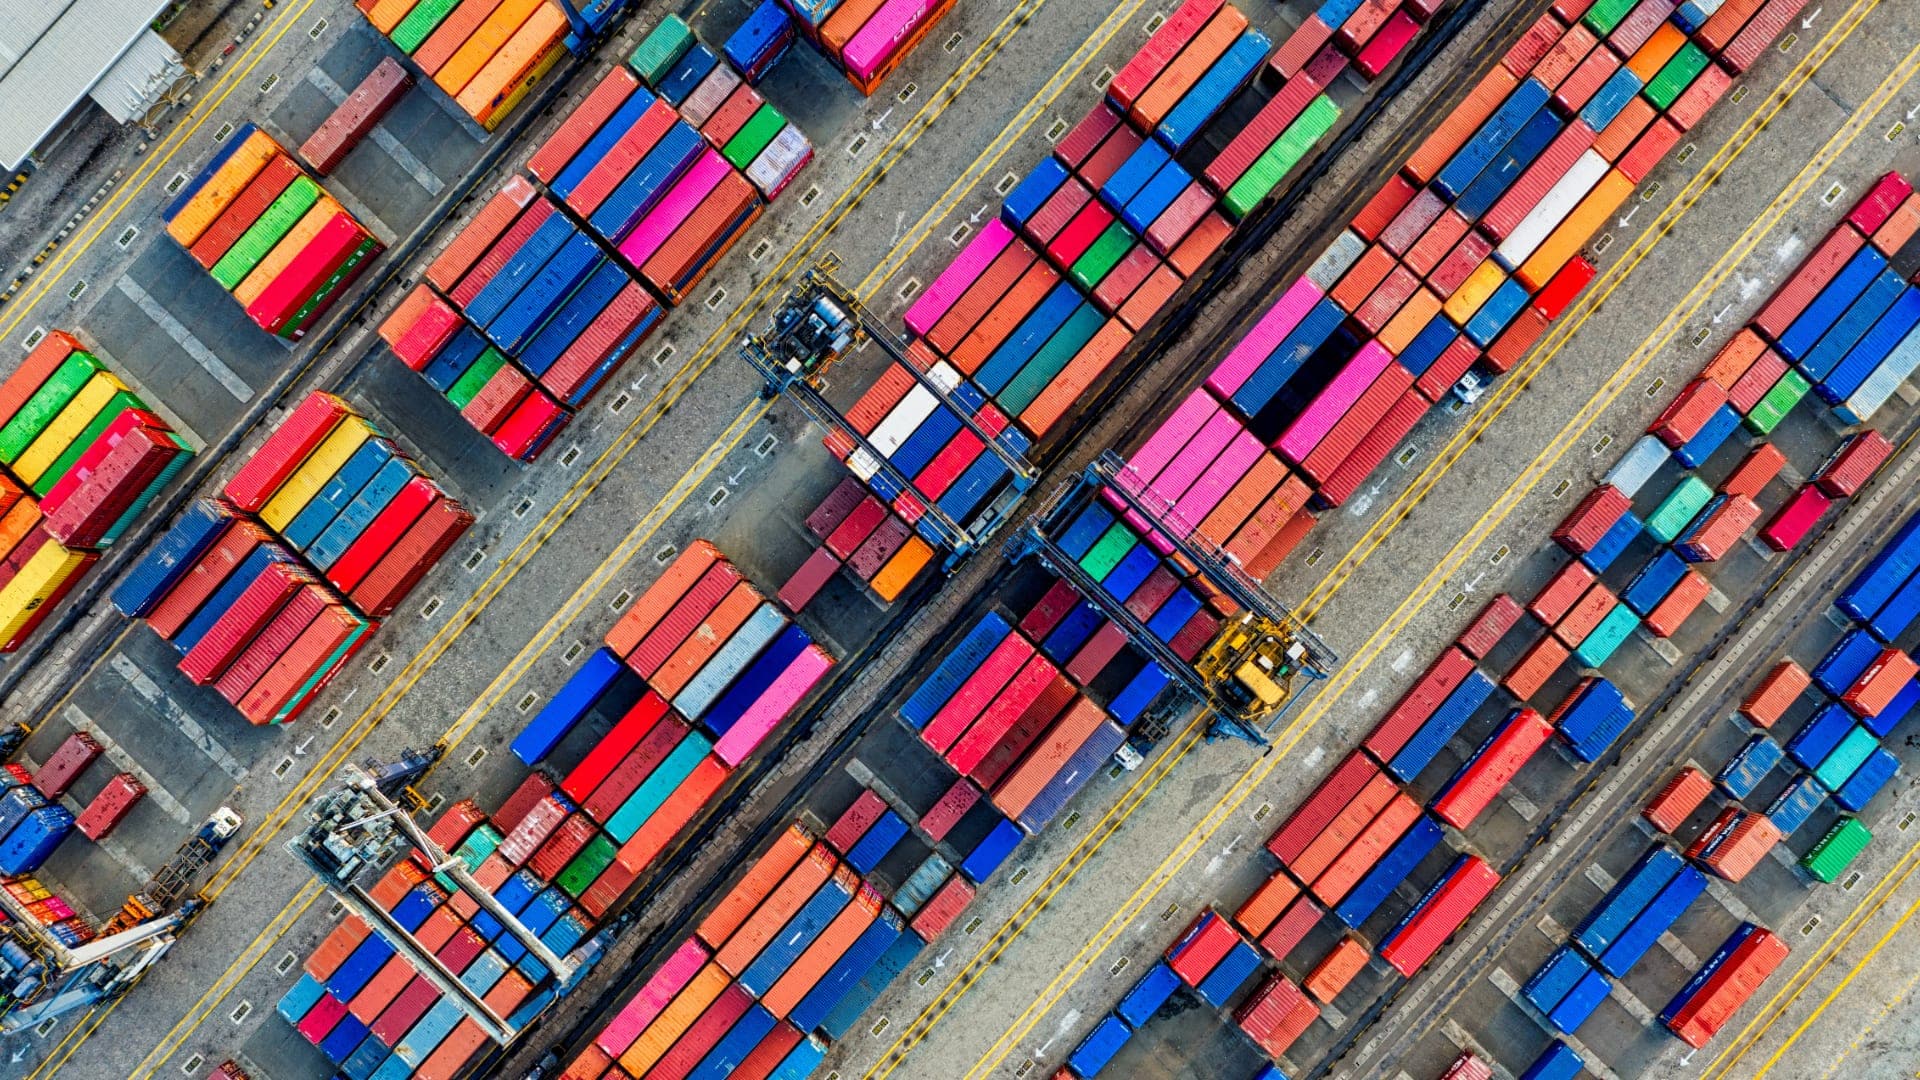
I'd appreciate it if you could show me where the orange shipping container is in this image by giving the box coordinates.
[417,1018,491,1080]
[760,883,884,1018]
[459,11,568,128]
[1019,319,1132,437]
[1740,661,1808,727]
[435,0,543,96]
[1234,870,1301,939]
[305,916,370,981]
[1197,454,1285,549]
[1592,96,1656,161]
[1377,287,1443,355]
[617,963,731,1076]
[1131,8,1251,130]
[1245,505,1315,579]
[951,261,1062,373]
[414,906,465,952]
[699,826,811,949]
[415,0,509,75]
[1518,171,1635,291]
[820,0,889,61]
[234,198,342,305]
[1305,937,1369,1003]
[1311,793,1419,905]
[1120,264,1185,330]
[1406,68,1520,182]
[990,698,1106,818]
[1289,772,1399,883]
[715,844,838,974]
[1701,329,1767,389]
[616,756,730,872]
[607,541,722,657]
[1442,259,1507,326]
[1625,23,1686,81]
[1505,634,1569,701]
[165,132,280,248]
[349,956,418,1024]
[366,0,421,33]
[649,581,764,699]
[928,242,1039,357]
[872,537,934,602]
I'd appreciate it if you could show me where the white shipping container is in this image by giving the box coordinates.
[1605,434,1671,498]
[1837,324,1920,424]
[1305,230,1367,291]
[869,361,962,457]
[747,125,814,199]
[1496,150,1609,270]
[682,67,743,128]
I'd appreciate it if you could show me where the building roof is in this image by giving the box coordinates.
[0,0,172,170]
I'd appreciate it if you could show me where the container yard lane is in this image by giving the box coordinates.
[821,2,1920,1078]
[10,0,1271,1077]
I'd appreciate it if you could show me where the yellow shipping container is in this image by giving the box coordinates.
[13,373,129,485]
[235,198,342,305]
[872,536,934,602]
[0,543,89,649]
[259,418,373,532]
[618,964,730,1076]
[1378,287,1442,356]
[461,16,568,129]
[367,0,422,33]
[435,0,545,97]
[165,132,280,248]
[1519,172,1636,292]
[1443,259,1508,326]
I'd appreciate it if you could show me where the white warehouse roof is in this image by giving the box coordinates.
[0,0,174,170]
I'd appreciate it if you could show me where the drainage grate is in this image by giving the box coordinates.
[183,1056,205,1075]
[420,596,442,619]
[1160,903,1179,922]
[996,172,1019,195]
[1490,545,1510,565]
[1843,871,1862,890]
[1552,479,1572,498]
[610,589,633,611]
[750,239,772,261]
[514,498,534,518]
[1093,66,1115,91]
[1591,434,1613,456]
[67,280,87,301]
[308,16,329,37]
[517,693,538,713]
[1676,142,1696,164]
[944,32,962,51]
[465,549,487,571]
[563,641,584,663]
[963,917,982,935]
[1016,1063,1035,1078]
[1778,31,1797,51]
[1594,233,1614,255]
[948,222,972,246]
[1822,182,1844,206]
[277,952,299,974]
[1640,182,1662,202]
[1063,811,1080,829]
[1691,327,1712,348]
[897,81,918,104]
[800,185,821,207]
[1109,956,1130,977]
[654,343,676,366]
[1009,866,1028,885]
[560,445,581,467]
[848,135,868,157]
[1144,12,1166,32]
[166,172,189,195]
[116,226,140,250]
[706,286,727,310]
[23,327,45,350]
[369,653,390,674]
[1046,118,1068,142]
[426,792,444,811]
[707,487,730,509]
[653,543,678,565]
[467,747,488,767]
[897,277,922,301]
[274,757,294,778]
[1731,85,1749,103]
[1303,546,1323,566]
[756,434,778,457]
[1801,915,1820,935]
[1645,377,1666,397]
[871,1017,889,1036]
[321,708,341,729]
[610,392,630,413]
[259,73,279,94]
[1253,803,1273,822]
[230,1001,252,1023]
[1903,812,1916,831]
[1396,445,1419,467]
[214,122,233,142]
[1448,592,1467,611]
[1890,122,1908,143]
[329,901,345,918]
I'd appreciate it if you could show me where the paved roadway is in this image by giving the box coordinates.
[805,1,1920,1078]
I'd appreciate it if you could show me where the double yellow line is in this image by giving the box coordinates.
[868,2,1897,1074]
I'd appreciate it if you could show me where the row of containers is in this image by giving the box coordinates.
[114,393,473,723]
[0,735,156,952]
[162,126,386,340]
[377,14,816,460]
[277,540,842,1078]
[1142,161,1911,1074]
[0,331,195,651]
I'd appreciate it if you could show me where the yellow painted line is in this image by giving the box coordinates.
[127,882,326,1080]
[930,15,1903,1078]
[0,0,321,343]
[1815,891,1920,1080]
[1755,863,1920,1079]
[24,1004,104,1080]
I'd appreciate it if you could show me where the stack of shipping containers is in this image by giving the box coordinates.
[162,126,384,340]
[774,0,956,95]
[115,393,473,724]
[0,331,193,651]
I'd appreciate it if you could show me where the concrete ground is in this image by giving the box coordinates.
[2,0,1919,1077]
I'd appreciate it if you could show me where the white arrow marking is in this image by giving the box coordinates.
[728,466,747,486]
[968,203,990,225]
[1713,303,1733,324]
[1908,102,1920,120]
[934,947,952,969]
[1801,4,1821,27]
[1617,205,1639,227]
[871,107,893,131]
[294,736,314,756]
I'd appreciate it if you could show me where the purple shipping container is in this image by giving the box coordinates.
[906,221,1015,337]
[1277,341,1395,462]
[1207,279,1324,398]
[713,645,835,765]
[596,938,710,1056]
[618,151,731,271]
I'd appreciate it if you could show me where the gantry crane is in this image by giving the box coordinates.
[741,255,1037,567]
[1013,451,1336,747]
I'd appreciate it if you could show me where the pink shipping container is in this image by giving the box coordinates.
[843,0,949,84]
[1271,15,1333,80]
[595,938,710,1056]
[619,150,730,270]
[498,796,569,865]
[712,645,835,765]
[1722,0,1813,73]
[1207,279,1323,399]
[1276,342,1395,463]
[1298,363,1414,483]
[1758,485,1830,551]
[921,778,980,841]
[911,875,975,940]
[1174,433,1265,527]
[827,790,887,853]
[906,221,1015,337]
[1355,11,1420,80]
[1122,390,1219,491]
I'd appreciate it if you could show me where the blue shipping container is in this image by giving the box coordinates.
[1574,845,1682,957]
[1117,961,1181,1028]
[902,615,1012,728]
[1067,1015,1132,1078]
[512,647,625,764]
[113,500,236,617]
[1596,866,1706,976]
[1335,815,1444,928]
[962,818,1022,883]
[1157,30,1271,150]
[1389,670,1496,781]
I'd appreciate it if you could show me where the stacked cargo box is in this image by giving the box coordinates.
[780,477,940,611]
[115,393,472,723]
[277,791,604,1078]
[627,17,814,206]
[356,0,597,132]
[1660,923,1788,1047]
[161,126,383,340]
[1276,0,1440,84]
[0,763,79,877]
[774,0,954,95]
[560,821,931,1075]
[0,872,95,948]
[0,331,195,651]
[511,542,834,877]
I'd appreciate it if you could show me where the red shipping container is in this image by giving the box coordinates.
[1352,175,1419,243]
[1553,484,1630,554]
[1168,910,1241,985]
[1843,650,1920,718]
[1503,11,1565,75]
[1053,104,1121,172]
[1529,560,1596,625]
[224,393,351,512]
[528,69,638,183]
[563,693,667,804]
[301,57,413,174]
[1267,751,1377,862]
[1271,15,1333,80]
[1311,793,1419,905]
[1531,24,1598,91]
[1203,75,1321,194]
[1696,0,1768,54]
[584,716,690,824]
[1458,595,1523,659]
[1432,707,1552,829]
[1666,64,1732,131]
[189,156,299,269]
[1077,124,1145,191]
[1618,116,1683,184]
[1330,243,1399,312]
[970,677,1074,789]
[451,197,557,308]
[826,790,887,853]
[1316,389,1428,506]
[1065,621,1128,684]
[1758,485,1829,552]
[145,520,268,638]
[1648,379,1728,448]
[1403,209,1472,279]
[1701,329,1768,389]
[567,100,678,216]
[1235,871,1301,939]
[1666,928,1789,1048]
[34,731,103,799]
[990,698,1104,817]
[212,585,326,707]
[921,777,981,842]
[1728,348,1788,414]
[1260,893,1325,963]
[328,479,439,595]
[1407,72,1516,184]
[75,772,145,840]
[529,814,597,881]
[1551,46,1621,116]
[498,795,570,865]
[1872,193,1920,255]
[543,282,657,402]
[1485,307,1550,373]
[1723,0,1813,73]
[922,633,1037,754]
[1107,0,1224,111]
[1753,226,1865,343]
[426,177,539,292]
[1355,11,1419,79]
[1644,766,1712,833]
[348,498,472,618]
[943,653,1057,771]
[1740,661,1808,727]
[1289,772,1399,884]
[179,559,304,685]
[1378,855,1500,976]
[1505,634,1569,701]
[1298,363,1415,484]
[1813,430,1892,498]
[1381,188,1447,255]
[1021,579,1081,640]
[1531,254,1596,320]
[629,562,745,677]
[1721,445,1785,503]
[1354,265,1422,334]
[910,874,975,940]
[1365,647,1474,763]
[1554,581,1615,647]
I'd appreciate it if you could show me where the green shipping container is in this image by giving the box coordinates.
[391,0,461,52]
[0,352,102,463]
[1801,817,1871,882]
[1646,475,1713,543]
[1583,0,1638,34]
[1574,605,1639,667]
[630,16,695,86]
[1644,44,1710,111]
[724,106,786,170]
[281,236,380,339]
[1815,726,1878,792]
[437,824,503,891]
[212,178,322,290]
[1071,224,1134,292]
[556,834,619,898]
[34,390,144,496]
[1081,522,1137,582]
[1225,96,1339,220]
[1000,303,1103,415]
[449,348,507,408]
[1744,368,1809,434]
[607,730,712,841]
